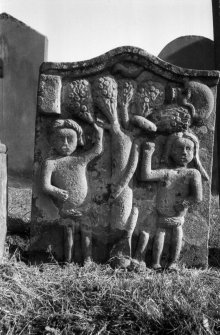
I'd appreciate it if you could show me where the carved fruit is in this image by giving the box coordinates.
[118,79,136,107]
[149,106,191,133]
[64,79,94,124]
[135,81,165,117]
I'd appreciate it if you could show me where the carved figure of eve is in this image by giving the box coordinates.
[93,76,156,269]
[141,132,208,270]
[41,119,103,263]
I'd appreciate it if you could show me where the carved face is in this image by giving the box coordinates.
[171,138,194,166]
[50,128,77,156]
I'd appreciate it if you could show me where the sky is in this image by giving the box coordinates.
[1,0,214,62]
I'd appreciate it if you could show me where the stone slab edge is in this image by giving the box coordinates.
[40,46,220,86]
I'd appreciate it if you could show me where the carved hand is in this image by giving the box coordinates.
[52,119,65,128]
[110,183,124,200]
[143,142,155,152]
[56,189,69,201]
[174,200,189,213]
[93,122,104,135]
[91,124,104,145]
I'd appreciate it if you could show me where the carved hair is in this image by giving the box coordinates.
[162,131,209,181]
[48,119,84,146]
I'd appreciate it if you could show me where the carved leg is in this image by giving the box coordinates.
[134,230,149,262]
[81,216,92,263]
[110,188,133,230]
[110,205,138,269]
[152,227,166,270]
[63,221,75,263]
[128,230,149,272]
[168,226,183,269]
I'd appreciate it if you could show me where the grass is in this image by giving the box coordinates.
[0,256,220,335]
[3,179,220,334]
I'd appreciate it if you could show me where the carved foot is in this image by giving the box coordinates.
[128,259,147,272]
[109,255,131,269]
[167,262,179,272]
[109,236,131,269]
[152,263,162,271]
[83,257,92,266]
[60,209,82,219]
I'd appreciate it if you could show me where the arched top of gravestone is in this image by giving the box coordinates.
[0,12,46,37]
[158,36,214,71]
[40,46,219,86]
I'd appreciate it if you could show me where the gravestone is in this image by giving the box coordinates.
[158,36,214,70]
[0,13,47,178]
[30,46,219,269]
[0,142,7,263]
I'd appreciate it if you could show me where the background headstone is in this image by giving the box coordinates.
[158,36,215,70]
[0,13,47,178]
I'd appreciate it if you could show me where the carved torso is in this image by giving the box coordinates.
[49,155,88,209]
[156,168,198,217]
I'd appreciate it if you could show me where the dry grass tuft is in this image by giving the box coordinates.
[0,257,220,334]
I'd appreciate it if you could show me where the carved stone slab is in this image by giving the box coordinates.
[30,46,219,269]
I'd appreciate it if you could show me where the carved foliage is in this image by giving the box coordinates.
[118,79,136,107]
[64,79,94,124]
[93,76,118,123]
[149,106,191,133]
[135,81,165,117]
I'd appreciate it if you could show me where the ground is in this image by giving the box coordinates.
[2,176,220,334]
[0,260,220,334]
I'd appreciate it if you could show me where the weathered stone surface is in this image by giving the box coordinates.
[0,13,47,178]
[30,46,219,269]
[38,75,62,115]
[0,143,7,263]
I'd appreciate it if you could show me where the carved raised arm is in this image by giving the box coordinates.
[191,170,203,203]
[83,124,104,162]
[141,142,165,181]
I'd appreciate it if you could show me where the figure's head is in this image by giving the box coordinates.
[170,137,194,166]
[48,119,84,156]
[163,131,209,180]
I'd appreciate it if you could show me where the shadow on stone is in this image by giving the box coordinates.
[209,248,220,267]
